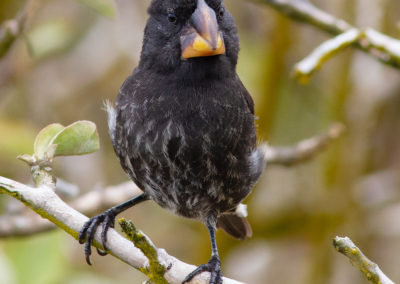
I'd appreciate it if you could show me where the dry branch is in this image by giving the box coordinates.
[0,0,37,59]
[333,236,395,284]
[264,123,345,166]
[252,0,400,69]
[0,176,243,284]
[293,29,361,82]
[0,181,140,237]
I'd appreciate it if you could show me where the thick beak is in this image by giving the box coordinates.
[181,0,226,59]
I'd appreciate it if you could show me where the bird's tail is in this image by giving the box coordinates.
[217,204,252,240]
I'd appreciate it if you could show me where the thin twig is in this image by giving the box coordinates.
[255,0,352,35]
[264,123,345,166]
[293,29,361,82]
[251,0,400,69]
[0,176,243,284]
[333,236,395,284]
[364,28,400,61]
[0,181,141,238]
[293,27,400,81]
[0,0,36,59]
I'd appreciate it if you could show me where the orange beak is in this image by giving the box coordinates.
[181,0,226,59]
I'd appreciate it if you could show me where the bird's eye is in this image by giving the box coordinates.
[167,13,177,23]
[218,7,225,18]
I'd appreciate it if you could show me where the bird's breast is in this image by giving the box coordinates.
[115,78,256,220]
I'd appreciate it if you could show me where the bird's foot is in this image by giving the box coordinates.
[78,209,116,265]
[182,255,222,284]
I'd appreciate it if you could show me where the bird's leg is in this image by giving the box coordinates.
[78,193,150,265]
[183,217,223,284]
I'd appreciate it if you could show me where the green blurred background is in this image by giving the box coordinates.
[1,0,400,283]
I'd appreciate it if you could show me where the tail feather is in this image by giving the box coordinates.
[217,214,252,240]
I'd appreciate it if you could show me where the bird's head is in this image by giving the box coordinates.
[139,0,239,78]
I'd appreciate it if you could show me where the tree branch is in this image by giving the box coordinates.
[293,27,400,81]
[253,0,352,35]
[293,29,361,82]
[264,123,345,166]
[0,181,140,237]
[333,236,395,284]
[252,0,400,69]
[0,176,243,284]
[0,0,37,59]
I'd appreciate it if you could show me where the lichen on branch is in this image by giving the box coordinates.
[119,219,168,284]
[333,236,395,284]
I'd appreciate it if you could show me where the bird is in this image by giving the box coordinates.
[78,0,266,283]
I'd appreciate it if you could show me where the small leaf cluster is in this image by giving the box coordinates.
[19,121,99,164]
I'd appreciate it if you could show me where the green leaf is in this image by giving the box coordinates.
[52,120,100,156]
[31,121,100,161]
[34,123,64,159]
[76,0,116,19]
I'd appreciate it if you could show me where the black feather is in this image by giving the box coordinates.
[108,1,266,283]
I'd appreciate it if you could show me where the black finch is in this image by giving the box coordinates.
[79,0,266,283]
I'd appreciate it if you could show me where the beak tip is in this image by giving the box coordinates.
[180,32,225,59]
[180,0,226,59]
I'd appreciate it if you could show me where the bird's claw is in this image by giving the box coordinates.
[78,209,116,265]
[182,255,222,284]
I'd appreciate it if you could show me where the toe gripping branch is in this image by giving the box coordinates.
[78,193,150,265]
[78,208,116,265]
[182,255,222,284]
[183,219,223,284]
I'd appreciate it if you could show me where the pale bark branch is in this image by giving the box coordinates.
[253,0,352,35]
[252,0,400,70]
[333,236,395,284]
[293,29,361,82]
[0,176,243,284]
[264,123,345,166]
[293,27,400,81]
[0,181,140,237]
[0,0,37,59]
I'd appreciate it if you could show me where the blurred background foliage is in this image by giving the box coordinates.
[1,0,400,283]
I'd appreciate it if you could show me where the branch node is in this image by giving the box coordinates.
[17,153,56,189]
[293,29,361,82]
[256,0,400,71]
